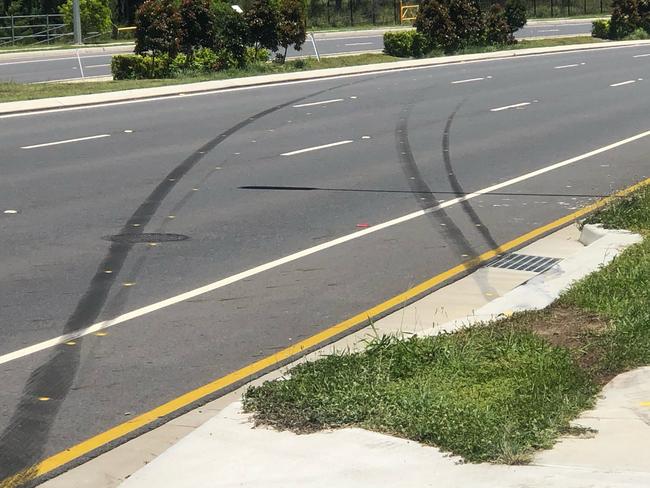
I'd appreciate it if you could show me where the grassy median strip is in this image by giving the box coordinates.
[0,36,601,104]
[243,183,650,464]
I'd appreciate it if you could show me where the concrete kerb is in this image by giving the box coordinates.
[2,39,650,117]
[0,44,134,61]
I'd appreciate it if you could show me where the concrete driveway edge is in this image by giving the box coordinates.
[2,39,649,116]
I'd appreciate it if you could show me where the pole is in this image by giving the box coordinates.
[533,0,537,17]
[551,0,554,17]
[308,33,320,61]
[73,0,83,44]
[46,14,50,44]
[10,15,15,46]
[349,0,353,26]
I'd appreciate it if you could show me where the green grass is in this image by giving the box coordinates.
[243,181,650,464]
[0,36,602,104]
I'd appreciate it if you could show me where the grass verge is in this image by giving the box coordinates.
[243,182,650,464]
[0,36,602,104]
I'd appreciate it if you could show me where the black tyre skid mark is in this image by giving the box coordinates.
[0,79,365,484]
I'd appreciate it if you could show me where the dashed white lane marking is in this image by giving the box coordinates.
[292,98,344,108]
[344,42,374,46]
[2,129,650,366]
[633,53,650,58]
[3,209,18,214]
[20,134,111,149]
[86,64,111,69]
[610,79,638,87]
[281,140,353,156]
[554,63,585,69]
[538,29,560,33]
[451,76,490,84]
[490,102,531,112]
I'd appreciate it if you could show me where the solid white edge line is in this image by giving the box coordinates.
[20,134,111,149]
[281,139,353,156]
[344,42,374,46]
[554,63,580,69]
[292,98,344,108]
[451,77,485,84]
[86,64,111,69]
[0,53,114,67]
[2,43,647,120]
[610,80,636,87]
[490,102,531,112]
[2,128,650,366]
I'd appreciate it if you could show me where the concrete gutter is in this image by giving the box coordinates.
[2,39,649,116]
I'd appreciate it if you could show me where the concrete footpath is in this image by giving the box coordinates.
[41,223,650,487]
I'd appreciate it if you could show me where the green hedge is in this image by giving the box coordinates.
[383,31,430,58]
[591,19,610,39]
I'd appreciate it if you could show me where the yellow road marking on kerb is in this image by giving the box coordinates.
[641,402,650,407]
[12,176,650,483]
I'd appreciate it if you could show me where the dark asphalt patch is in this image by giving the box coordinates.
[104,233,190,244]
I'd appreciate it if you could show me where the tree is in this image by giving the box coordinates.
[446,0,484,49]
[245,0,279,53]
[277,0,306,62]
[414,0,456,53]
[484,4,513,45]
[59,0,112,35]
[134,0,181,58]
[210,0,249,67]
[610,0,641,38]
[179,0,215,55]
[504,0,527,34]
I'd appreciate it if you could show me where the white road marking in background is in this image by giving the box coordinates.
[490,102,531,112]
[633,53,650,58]
[610,80,637,87]
[538,29,560,33]
[21,134,111,149]
[2,129,650,366]
[554,63,585,69]
[86,64,111,69]
[3,210,18,214]
[2,43,646,120]
[451,77,486,84]
[293,98,344,108]
[345,42,373,46]
[0,54,113,66]
[281,140,353,156]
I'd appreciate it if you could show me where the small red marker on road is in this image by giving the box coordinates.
[356,223,370,228]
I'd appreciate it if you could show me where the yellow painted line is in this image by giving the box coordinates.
[8,176,650,485]
[641,402,650,407]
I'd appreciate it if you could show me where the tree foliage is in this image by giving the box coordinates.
[245,0,279,53]
[59,0,112,35]
[134,0,181,57]
[610,0,641,38]
[179,0,215,54]
[414,0,456,53]
[484,4,513,45]
[504,0,527,33]
[212,0,249,67]
[277,0,306,61]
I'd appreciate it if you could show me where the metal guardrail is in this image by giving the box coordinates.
[0,14,70,46]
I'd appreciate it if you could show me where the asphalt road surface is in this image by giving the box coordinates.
[0,21,594,83]
[2,41,649,484]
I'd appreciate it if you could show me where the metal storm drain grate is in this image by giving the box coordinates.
[486,253,559,273]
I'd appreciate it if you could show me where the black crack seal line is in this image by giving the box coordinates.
[442,102,501,252]
[396,103,498,297]
[0,80,364,487]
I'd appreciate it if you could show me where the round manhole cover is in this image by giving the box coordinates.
[104,233,190,244]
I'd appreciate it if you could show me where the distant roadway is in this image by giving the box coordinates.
[0,20,595,83]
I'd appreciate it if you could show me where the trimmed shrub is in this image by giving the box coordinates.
[414,0,456,53]
[277,0,307,61]
[610,0,641,39]
[179,0,215,55]
[59,0,112,36]
[505,0,527,34]
[625,27,650,38]
[245,47,271,64]
[213,0,250,67]
[383,31,431,58]
[245,0,280,53]
[485,4,513,45]
[111,54,172,79]
[383,31,414,57]
[592,19,610,38]
[135,0,182,58]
